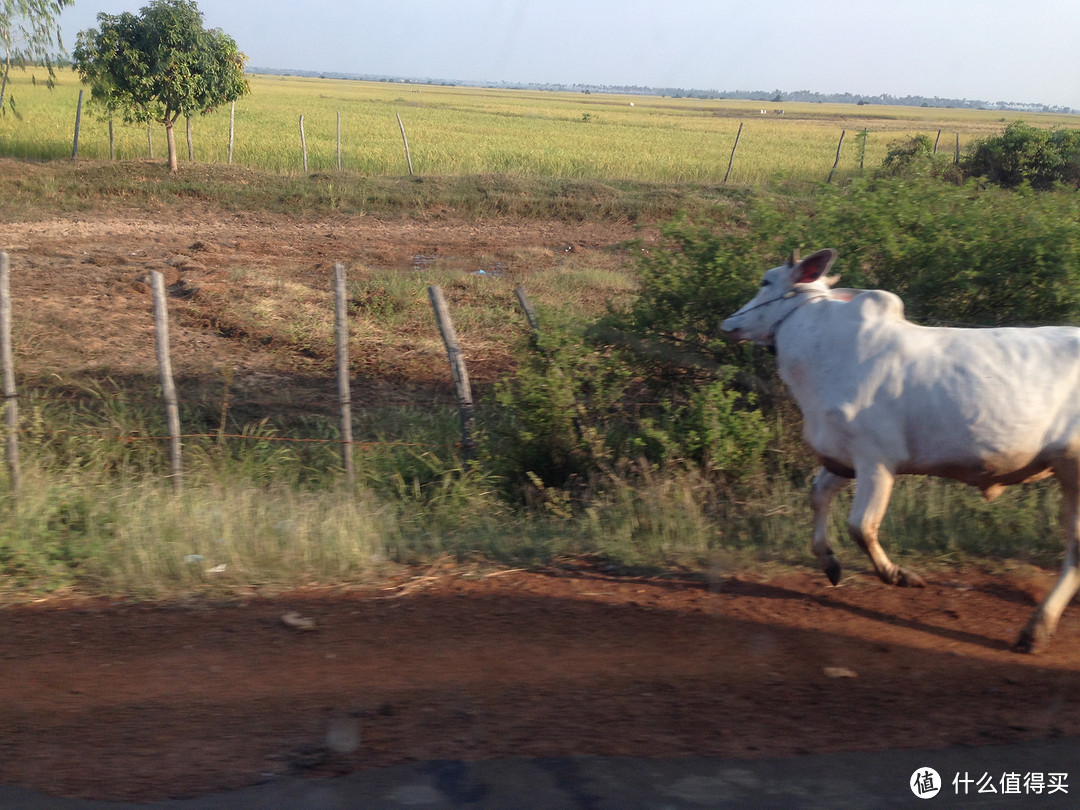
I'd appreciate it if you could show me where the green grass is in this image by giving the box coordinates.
[3,69,1077,184]
[0,372,1068,595]
[1,420,1066,598]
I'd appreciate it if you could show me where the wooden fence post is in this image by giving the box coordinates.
[827,129,846,183]
[858,128,868,172]
[228,101,235,165]
[150,271,183,493]
[71,89,83,160]
[514,285,540,339]
[724,121,743,183]
[428,285,475,460]
[147,121,154,159]
[397,113,414,176]
[0,252,19,497]
[333,263,355,487]
[933,129,942,154]
[299,115,308,172]
[955,132,960,165]
[337,111,342,171]
[186,116,194,161]
[109,114,115,160]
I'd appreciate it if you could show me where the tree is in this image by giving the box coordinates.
[0,0,76,114]
[72,0,248,172]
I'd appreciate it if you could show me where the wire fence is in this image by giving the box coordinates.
[0,253,536,495]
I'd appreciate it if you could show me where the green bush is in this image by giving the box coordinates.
[963,120,1080,189]
[483,307,775,498]
[805,177,1080,326]
[880,134,960,181]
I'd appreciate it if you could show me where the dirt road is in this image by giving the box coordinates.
[2,564,1078,802]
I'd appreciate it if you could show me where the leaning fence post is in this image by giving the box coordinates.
[724,121,743,183]
[150,271,183,493]
[428,285,475,460]
[514,285,541,347]
[397,113,414,176]
[0,252,19,497]
[71,89,83,160]
[827,129,846,183]
[333,263,355,487]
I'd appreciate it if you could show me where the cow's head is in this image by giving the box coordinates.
[720,248,839,347]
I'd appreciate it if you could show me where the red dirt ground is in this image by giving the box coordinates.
[2,563,1080,802]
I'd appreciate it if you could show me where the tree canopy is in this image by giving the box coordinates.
[73,0,249,171]
[0,0,76,113]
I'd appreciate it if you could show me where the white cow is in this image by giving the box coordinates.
[721,248,1080,652]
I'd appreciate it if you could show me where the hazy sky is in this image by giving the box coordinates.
[58,1,1080,109]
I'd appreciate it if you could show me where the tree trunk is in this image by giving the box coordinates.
[165,118,179,172]
[0,57,9,113]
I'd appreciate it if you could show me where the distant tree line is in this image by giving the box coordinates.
[247,68,1074,114]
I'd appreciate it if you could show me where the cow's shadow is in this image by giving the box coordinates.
[541,562,1035,653]
[724,576,1019,652]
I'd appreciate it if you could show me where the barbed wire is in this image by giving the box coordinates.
[7,391,463,409]
[21,428,459,450]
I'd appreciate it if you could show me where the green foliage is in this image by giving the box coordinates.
[615,177,1080,336]
[963,120,1080,189]
[882,133,934,171]
[484,321,632,489]
[621,212,784,363]
[660,375,772,477]
[0,0,75,113]
[880,134,939,176]
[72,0,249,170]
[806,177,1080,326]
[485,304,776,498]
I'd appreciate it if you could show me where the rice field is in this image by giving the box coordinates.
[3,69,1077,184]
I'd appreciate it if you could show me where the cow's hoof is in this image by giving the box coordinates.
[896,568,926,588]
[1014,624,1049,655]
[823,558,842,586]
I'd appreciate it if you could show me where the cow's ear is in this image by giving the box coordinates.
[792,249,838,285]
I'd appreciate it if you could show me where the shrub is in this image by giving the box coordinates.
[483,307,776,498]
[963,120,1080,189]
[805,177,1080,326]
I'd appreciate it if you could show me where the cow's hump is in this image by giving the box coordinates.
[849,289,906,323]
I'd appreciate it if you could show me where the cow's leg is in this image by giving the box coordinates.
[811,467,849,585]
[847,464,926,588]
[1016,458,1080,653]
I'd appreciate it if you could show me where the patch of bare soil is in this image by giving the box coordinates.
[1,564,1079,801]
[0,203,644,406]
